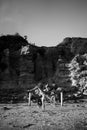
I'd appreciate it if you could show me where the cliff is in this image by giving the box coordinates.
[0,35,87,102]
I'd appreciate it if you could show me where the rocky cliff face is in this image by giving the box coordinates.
[54,37,87,92]
[0,35,87,102]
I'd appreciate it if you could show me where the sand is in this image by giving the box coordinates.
[0,101,87,130]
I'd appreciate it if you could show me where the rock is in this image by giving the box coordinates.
[1,35,87,102]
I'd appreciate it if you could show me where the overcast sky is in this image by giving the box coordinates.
[0,0,87,46]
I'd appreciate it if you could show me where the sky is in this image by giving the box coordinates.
[0,0,87,46]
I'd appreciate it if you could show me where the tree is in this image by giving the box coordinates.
[68,54,87,94]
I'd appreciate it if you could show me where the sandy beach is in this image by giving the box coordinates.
[0,100,87,130]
